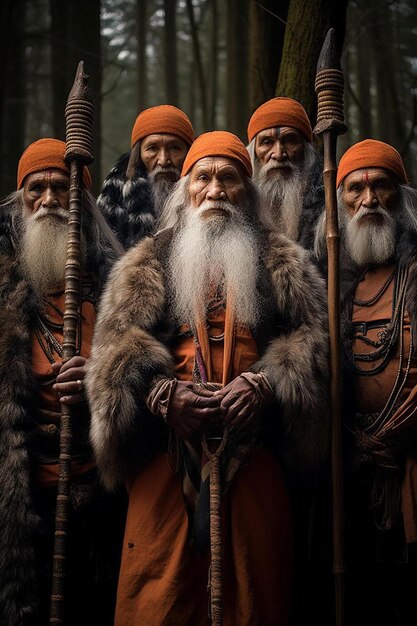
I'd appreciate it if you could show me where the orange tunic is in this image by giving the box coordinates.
[116,306,293,626]
[32,286,96,487]
[352,265,417,541]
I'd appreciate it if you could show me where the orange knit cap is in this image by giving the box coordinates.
[131,105,194,148]
[336,139,408,188]
[17,138,92,190]
[181,131,252,178]
[247,97,313,143]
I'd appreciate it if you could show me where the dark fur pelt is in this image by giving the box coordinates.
[87,228,330,491]
[298,155,325,251]
[0,211,117,625]
[97,151,156,249]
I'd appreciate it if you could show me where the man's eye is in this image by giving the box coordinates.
[29,185,42,193]
[198,174,208,181]
[261,138,272,146]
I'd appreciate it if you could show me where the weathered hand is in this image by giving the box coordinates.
[166,380,222,439]
[52,356,87,406]
[214,376,260,430]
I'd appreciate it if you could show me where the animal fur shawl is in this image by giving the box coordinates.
[97,152,155,249]
[0,210,117,625]
[87,228,330,492]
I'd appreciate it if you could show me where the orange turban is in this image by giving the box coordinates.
[131,105,194,148]
[181,131,252,178]
[247,97,313,143]
[17,138,92,190]
[336,139,408,188]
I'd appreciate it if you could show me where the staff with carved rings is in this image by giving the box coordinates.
[49,61,94,625]
[314,28,347,626]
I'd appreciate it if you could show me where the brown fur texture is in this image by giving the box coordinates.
[87,228,329,491]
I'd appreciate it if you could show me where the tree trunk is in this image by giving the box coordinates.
[249,0,289,115]
[226,0,249,140]
[0,0,26,195]
[137,0,148,112]
[186,0,209,129]
[164,0,178,105]
[276,0,348,122]
[209,0,218,128]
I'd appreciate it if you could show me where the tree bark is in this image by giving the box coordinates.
[226,0,249,140]
[186,0,209,129]
[249,0,289,115]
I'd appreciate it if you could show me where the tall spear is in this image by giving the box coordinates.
[314,28,347,626]
[49,61,94,625]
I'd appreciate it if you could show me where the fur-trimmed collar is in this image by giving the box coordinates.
[98,152,155,249]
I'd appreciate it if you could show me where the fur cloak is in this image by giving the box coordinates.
[87,228,330,492]
[97,152,156,249]
[0,204,118,625]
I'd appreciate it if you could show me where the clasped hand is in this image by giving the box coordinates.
[166,376,259,439]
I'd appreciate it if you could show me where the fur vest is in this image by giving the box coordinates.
[0,217,117,625]
[87,228,330,492]
[298,155,325,251]
[97,152,156,249]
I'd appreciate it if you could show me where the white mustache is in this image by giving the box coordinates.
[197,200,236,216]
[352,205,388,223]
[263,159,295,173]
[33,207,68,221]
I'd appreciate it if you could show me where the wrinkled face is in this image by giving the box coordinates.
[22,169,70,217]
[188,157,247,214]
[255,126,304,176]
[140,133,189,175]
[342,168,399,221]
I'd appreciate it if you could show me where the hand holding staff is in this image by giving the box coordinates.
[50,61,94,626]
[314,28,347,626]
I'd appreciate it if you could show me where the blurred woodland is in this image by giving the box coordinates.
[1,0,417,196]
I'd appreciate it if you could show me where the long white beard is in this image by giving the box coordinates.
[21,208,69,295]
[148,165,180,217]
[254,159,305,239]
[169,201,261,326]
[345,206,396,266]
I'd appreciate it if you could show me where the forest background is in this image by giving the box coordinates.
[1,0,416,196]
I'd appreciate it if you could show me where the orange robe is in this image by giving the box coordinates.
[352,264,417,541]
[32,287,96,487]
[116,308,293,626]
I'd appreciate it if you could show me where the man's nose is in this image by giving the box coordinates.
[41,187,59,208]
[270,141,287,162]
[361,187,378,208]
[157,148,172,167]
[206,181,226,200]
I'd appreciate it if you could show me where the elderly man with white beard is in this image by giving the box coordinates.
[0,139,125,626]
[98,104,194,249]
[315,139,417,626]
[247,97,324,250]
[87,131,329,626]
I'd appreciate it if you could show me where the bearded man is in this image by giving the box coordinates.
[0,139,124,626]
[98,104,194,248]
[247,97,324,249]
[87,131,329,626]
[315,139,417,626]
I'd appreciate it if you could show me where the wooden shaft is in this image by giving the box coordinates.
[49,160,83,625]
[323,132,346,626]
[209,454,223,626]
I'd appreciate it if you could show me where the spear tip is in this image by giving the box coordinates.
[67,60,92,104]
[317,28,341,73]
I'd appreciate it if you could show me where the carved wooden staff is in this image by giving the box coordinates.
[314,28,347,626]
[50,61,94,625]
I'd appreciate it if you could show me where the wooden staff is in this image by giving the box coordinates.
[50,61,94,625]
[313,28,347,626]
